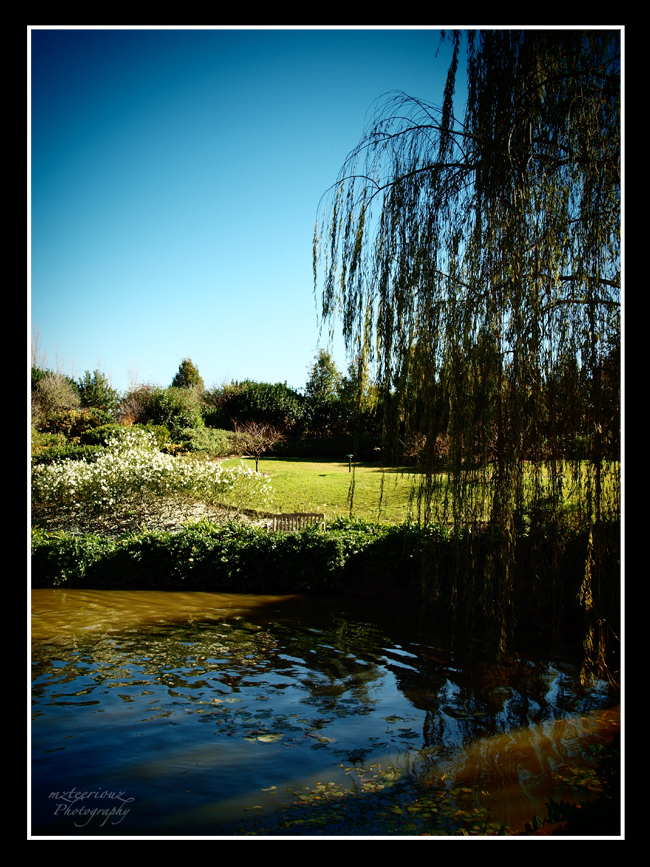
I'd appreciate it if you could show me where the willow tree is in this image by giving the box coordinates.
[314,30,620,678]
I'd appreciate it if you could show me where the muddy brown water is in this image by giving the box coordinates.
[31,589,620,837]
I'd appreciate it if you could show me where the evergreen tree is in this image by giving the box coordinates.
[171,358,205,391]
[78,369,119,417]
[304,350,342,435]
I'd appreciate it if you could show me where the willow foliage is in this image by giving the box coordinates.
[314,30,620,678]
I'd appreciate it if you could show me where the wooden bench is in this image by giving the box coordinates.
[267,512,325,532]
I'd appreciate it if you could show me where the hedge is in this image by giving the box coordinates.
[30,518,620,658]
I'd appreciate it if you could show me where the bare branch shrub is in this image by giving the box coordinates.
[232,421,286,472]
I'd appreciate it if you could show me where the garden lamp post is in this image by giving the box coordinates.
[347,454,354,472]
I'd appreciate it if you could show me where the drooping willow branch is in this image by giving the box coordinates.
[313,30,620,676]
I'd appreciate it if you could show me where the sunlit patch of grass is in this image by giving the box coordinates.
[221,457,421,523]
[221,457,620,526]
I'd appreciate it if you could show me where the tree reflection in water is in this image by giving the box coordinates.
[31,590,619,836]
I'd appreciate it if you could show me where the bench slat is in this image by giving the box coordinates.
[268,512,325,531]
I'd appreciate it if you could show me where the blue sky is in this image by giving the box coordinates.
[29,26,459,396]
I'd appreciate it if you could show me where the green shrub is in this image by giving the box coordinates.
[30,427,104,466]
[37,407,114,439]
[176,427,235,456]
[31,427,67,457]
[31,442,104,466]
[79,422,125,446]
[121,386,205,440]
[203,380,305,431]
[31,521,363,592]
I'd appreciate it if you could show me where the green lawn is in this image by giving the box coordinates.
[221,456,620,526]
[221,456,421,523]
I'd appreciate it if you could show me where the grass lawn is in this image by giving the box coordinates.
[221,456,422,523]
[221,456,620,525]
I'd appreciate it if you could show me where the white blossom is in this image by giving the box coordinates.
[32,429,271,533]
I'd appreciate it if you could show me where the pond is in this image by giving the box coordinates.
[30,589,620,837]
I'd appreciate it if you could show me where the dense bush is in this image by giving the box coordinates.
[119,385,205,439]
[146,386,205,437]
[30,518,404,594]
[79,422,128,446]
[31,442,104,466]
[31,427,103,465]
[175,427,235,456]
[31,427,67,454]
[203,380,305,431]
[36,407,115,439]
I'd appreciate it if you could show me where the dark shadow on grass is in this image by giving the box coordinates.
[262,456,420,475]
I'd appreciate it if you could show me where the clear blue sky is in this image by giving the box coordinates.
[29,26,458,396]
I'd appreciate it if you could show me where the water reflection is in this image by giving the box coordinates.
[31,590,619,836]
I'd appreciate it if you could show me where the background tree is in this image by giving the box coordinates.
[313,29,620,677]
[337,355,379,437]
[203,380,305,432]
[304,349,342,435]
[171,357,205,391]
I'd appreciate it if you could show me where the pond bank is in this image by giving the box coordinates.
[30,517,620,668]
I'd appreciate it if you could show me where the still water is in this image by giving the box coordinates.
[31,589,620,837]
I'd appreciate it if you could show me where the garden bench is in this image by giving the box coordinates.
[267,512,325,532]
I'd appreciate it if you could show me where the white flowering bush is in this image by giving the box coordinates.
[31,427,272,534]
